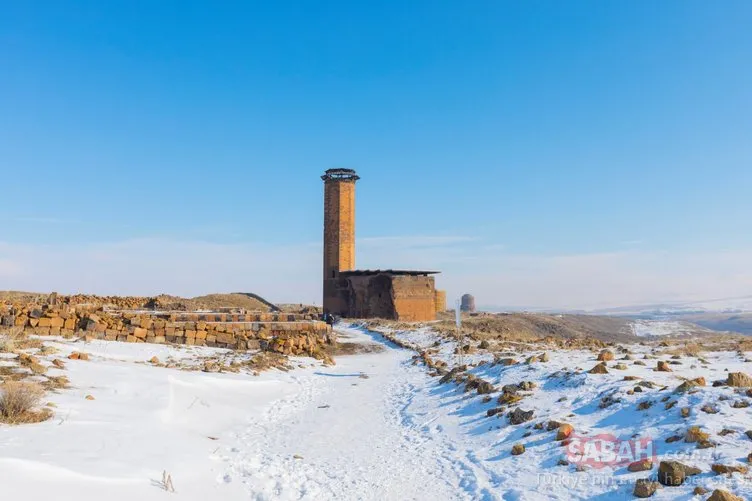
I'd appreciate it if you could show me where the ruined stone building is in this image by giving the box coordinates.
[321,168,444,322]
[460,294,476,313]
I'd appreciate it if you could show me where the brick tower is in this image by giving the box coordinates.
[322,168,359,314]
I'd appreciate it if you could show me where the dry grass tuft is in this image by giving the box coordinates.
[0,326,42,352]
[0,380,52,424]
[0,326,25,353]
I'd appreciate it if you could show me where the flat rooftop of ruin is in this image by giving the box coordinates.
[340,269,439,277]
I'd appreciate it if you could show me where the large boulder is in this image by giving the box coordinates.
[727,372,752,387]
[658,461,701,486]
[508,407,534,425]
[707,490,744,501]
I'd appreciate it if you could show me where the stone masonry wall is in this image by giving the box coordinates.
[0,304,333,357]
[391,275,437,322]
[434,289,447,313]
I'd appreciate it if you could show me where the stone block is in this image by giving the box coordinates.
[216,332,235,344]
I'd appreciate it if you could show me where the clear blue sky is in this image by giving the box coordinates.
[1,1,751,308]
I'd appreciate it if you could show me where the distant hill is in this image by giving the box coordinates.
[433,311,717,343]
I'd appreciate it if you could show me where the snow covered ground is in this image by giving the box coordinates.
[2,325,752,500]
[630,320,708,337]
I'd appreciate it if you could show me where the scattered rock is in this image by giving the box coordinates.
[68,352,89,361]
[149,356,160,364]
[711,464,748,475]
[633,479,660,498]
[556,424,574,441]
[681,407,690,418]
[85,395,95,400]
[628,460,653,473]
[486,407,503,418]
[657,461,700,486]
[547,420,563,431]
[707,489,744,501]
[476,381,495,395]
[701,404,719,414]
[727,372,752,387]
[508,408,534,425]
[539,352,550,362]
[637,400,653,411]
[518,381,536,391]
[29,362,47,375]
[51,359,65,369]
[498,391,523,405]
[656,361,672,372]
[676,377,706,392]
[693,486,709,496]
[511,444,525,455]
[599,394,621,408]
[597,350,614,362]
[589,362,609,374]
[696,439,716,449]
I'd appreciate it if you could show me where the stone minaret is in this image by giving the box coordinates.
[321,168,359,314]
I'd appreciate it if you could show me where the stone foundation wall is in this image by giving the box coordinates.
[0,305,333,357]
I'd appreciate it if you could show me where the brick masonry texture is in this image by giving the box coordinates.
[323,178,356,313]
